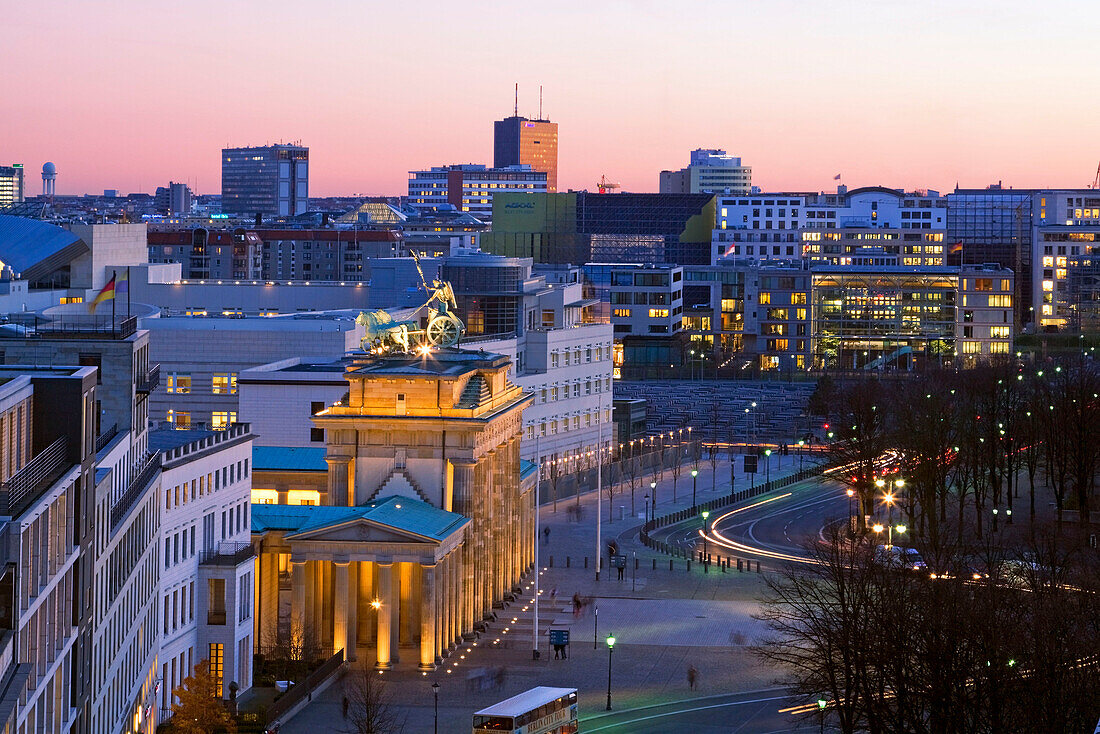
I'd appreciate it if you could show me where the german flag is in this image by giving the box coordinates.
[88,274,116,314]
[950,242,964,254]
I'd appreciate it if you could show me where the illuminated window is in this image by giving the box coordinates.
[974,279,993,291]
[212,373,237,395]
[796,308,807,320]
[167,373,192,394]
[990,342,1009,353]
[758,292,772,305]
[251,489,278,504]
[1042,280,1054,292]
[648,309,670,318]
[791,293,807,305]
[167,410,191,430]
[211,411,236,431]
[1056,269,1067,280]
[612,308,631,318]
[208,644,224,694]
[961,341,982,354]
[990,327,1010,338]
[988,295,1013,308]
[1042,304,1053,315]
[1042,256,1054,267]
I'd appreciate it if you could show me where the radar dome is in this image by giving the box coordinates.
[42,162,56,175]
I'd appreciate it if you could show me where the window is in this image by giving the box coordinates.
[211,411,236,431]
[212,373,237,395]
[612,308,631,318]
[758,292,771,305]
[310,401,325,442]
[973,279,993,291]
[167,410,191,430]
[648,308,669,318]
[167,373,192,394]
[208,643,224,694]
[990,326,1010,338]
[208,579,226,626]
[988,295,1012,308]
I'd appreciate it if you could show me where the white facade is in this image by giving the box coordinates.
[154,425,255,718]
[713,186,946,263]
[660,149,752,195]
[958,265,1015,361]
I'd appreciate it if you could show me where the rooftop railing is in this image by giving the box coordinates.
[199,541,256,568]
[0,436,71,517]
[109,451,160,530]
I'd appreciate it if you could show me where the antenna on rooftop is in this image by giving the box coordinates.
[514,83,518,117]
[539,85,543,120]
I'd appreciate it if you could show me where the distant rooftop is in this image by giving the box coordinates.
[149,427,217,453]
[252,446,327,473]
[252,495,469,543]
[348,347,509,378]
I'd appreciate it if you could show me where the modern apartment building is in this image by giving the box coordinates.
[713,186,947,264]
[494,116,559,192]
[660,149,752,195]
[151,423,255,719]
[407,164,547,222]
[221,145,309,218]
[0,165,24,207]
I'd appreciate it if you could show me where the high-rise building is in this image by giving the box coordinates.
[407,164,547,223]
[221,145,309,218]
[660,149,752,195]
[155,182,194,215]
[0,164,24,206]
[494,116,558,192]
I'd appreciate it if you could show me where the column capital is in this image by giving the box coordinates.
[334,559,351,567]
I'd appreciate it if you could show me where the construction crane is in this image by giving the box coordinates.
[597,175,620,194]
[1092,161,1100,189]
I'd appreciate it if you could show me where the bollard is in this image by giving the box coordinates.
[652,558,657,571]
[669,559,674,571]
[704,560,708,574]
[737,559,743,572]
[634,557,639,570]
[721,561,726,573]
[687,560,691,572]
[549,555,553,567]
[756,561,761,573]
[566,556,571,568]
[584,556,588,568]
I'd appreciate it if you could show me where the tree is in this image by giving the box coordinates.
[824,379,892,531]
[170,660,237,734]
[343,665,405,734]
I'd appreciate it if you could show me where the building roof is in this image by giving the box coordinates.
[348,348,509,378]
[251,496,469,543]
[0,215,89,282]
[149,427,217,452]
[473,687,577,717]
[252,446,328,473]
[520,460,537,481]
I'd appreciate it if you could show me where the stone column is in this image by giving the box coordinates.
[312,560,324,651]
[358,561,374,643]
[435,555,445,660]
[325,455,352,506]
[451,546,463,645]
[347,561,359,662]
[451,460,477,635]
[419,563,436,670]
[291,559,307,646]
[258,550,278,650]
[375,562,393,670]
[334,560,350,658]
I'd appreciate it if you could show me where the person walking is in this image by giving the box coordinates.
[543,526,551,544]
[687,665,698,691]
[342,694,349,718]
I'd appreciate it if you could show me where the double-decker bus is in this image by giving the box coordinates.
[472,686,578,734]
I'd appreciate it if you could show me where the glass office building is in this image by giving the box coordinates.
[221,145,309,218]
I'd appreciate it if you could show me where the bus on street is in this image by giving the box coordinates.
[472,686,579,734]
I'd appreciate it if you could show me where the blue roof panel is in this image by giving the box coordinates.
[252,446,328,473]
[252,496,469,542]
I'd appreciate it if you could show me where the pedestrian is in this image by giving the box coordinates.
[342,695,349,718]
[572,592,582,617]
[543,526,551,544]
[550,586,558,603]
[553,643,562,659]
[687,665,698,691]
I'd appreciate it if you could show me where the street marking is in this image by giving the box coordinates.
[583,694,796,732]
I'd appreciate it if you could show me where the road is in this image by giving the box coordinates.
[581,688,819,733]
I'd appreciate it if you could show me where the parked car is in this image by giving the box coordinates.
[874,545,926,571]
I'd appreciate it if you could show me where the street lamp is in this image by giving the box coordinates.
[797,439,804,472]
[649,481,657,521]
[817,698,827,734]
[432,682,440,734]
[764,448,772,485]
[846,488,855,531]
[644,493,650,526]
[691,469,699,509]
[605,634,616,710]
[701,510,710,566]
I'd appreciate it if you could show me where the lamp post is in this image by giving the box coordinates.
[701,510,710,567]
[817,698,827,734]
[644,492,651,526]
[593,604,598,649]
[649,481,657,521]
[797,439,804,472]
[432,682,440,734]
[605,634,616,710]
[846,488,855,532]
[691,469,698,510]
[764,448,772,486]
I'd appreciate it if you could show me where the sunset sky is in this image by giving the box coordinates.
[5,0,1099,197]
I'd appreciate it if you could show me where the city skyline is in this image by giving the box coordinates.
[5,0,1100,197]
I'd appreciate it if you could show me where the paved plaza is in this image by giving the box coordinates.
[278,455,813,733]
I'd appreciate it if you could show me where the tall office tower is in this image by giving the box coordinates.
[0,164,24,206]
[154,181,194,215]
[221,144,309,218]
[494,116,558,192]
[660,149,752,195]
[41,161,57,197]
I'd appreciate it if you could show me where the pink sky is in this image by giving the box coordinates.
[4,1,1099,197]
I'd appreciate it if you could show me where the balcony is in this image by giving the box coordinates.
[199,541,256,567]
[0,315,136,340]
[136,364,160,394]
[109,451,160,530]
[0,436,70,517]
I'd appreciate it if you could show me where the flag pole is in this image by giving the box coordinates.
[127,266,131,318]
[111,269,116,327]
[533,436,540,660]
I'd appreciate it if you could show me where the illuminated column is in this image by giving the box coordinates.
[347,561,358,661]
[291,559,307,643]
[375,563,393,670]
[312,561,324,649]
[452,461,477,635]
[334,560,349,657]
[419,563,436,670]
[358,561,374,643]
